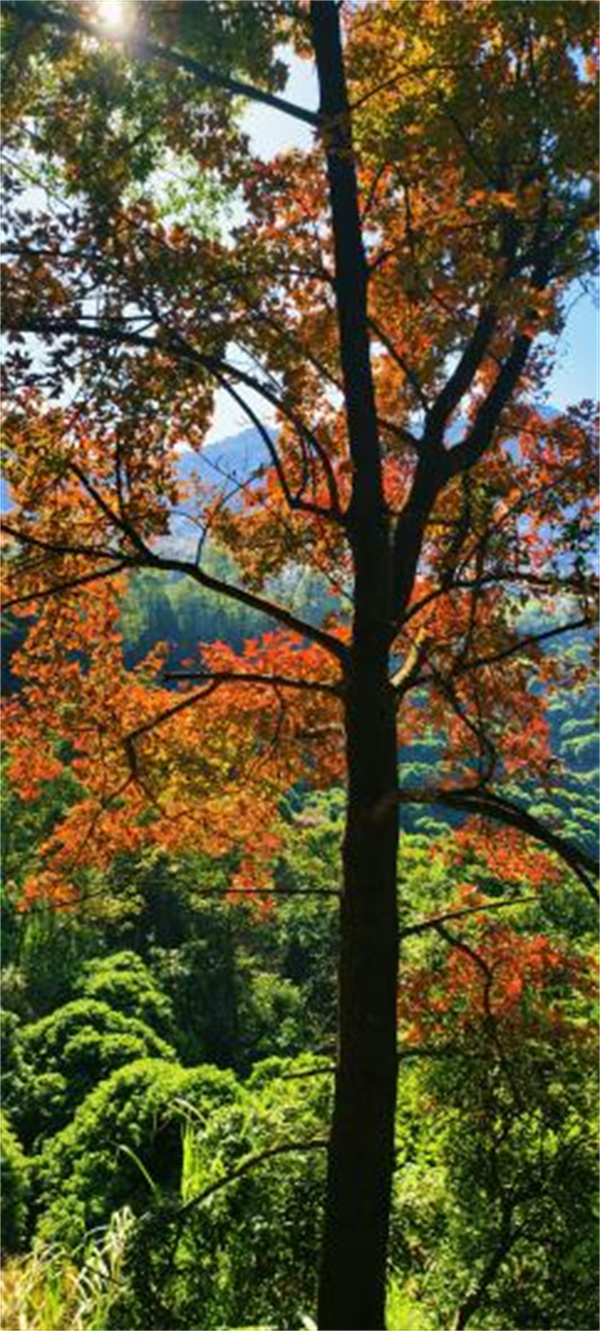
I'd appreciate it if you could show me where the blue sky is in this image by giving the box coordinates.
[208,53,598,441]
[548,294,599,408]
[206,57,316,441]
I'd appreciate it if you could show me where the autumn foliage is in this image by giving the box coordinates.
[1,2,598,1327]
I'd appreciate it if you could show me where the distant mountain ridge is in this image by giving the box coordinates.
[0,427,270,517]
[170,427,271,549]
[176,427,270,488]
[2,409,567,516]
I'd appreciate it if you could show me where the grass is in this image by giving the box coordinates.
[0,1209,134,1331]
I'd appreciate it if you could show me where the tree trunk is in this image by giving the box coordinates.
[309,5,401,1325]
[318,646,399,1330]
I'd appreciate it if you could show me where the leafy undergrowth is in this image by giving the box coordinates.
[0,1262,433,1331]
[0,1209,134,1331]
[386,1283,435,1330]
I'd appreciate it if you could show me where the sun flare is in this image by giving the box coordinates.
[96,0,133,34]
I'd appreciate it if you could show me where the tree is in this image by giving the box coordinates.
[12,996,177,1146]
[2,2,598,1325]
[393,884,598,1330]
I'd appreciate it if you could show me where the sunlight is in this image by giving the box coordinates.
[96,0,134,34]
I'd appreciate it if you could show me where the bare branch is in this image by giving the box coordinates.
[209,366,343,521]
[153,552,349,665]
[178,1139,328,1219]
[451,1211,522,1330]
[2,559,132,609]
[424,306,498,446]
[368,316,431,414]
[402,894,538,939]
[163,669,342,697]
[9,314,341,524]
[445,332,532,478]
[452,615,593,678]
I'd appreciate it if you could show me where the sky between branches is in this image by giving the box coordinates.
[207,49,598,444]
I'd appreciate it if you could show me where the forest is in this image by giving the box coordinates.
[1,3,598,1330]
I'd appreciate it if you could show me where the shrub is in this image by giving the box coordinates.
[76,952,175,1041]
[1,1112,30,1252]
[17,1000,177,1146]
[105,1055,332,1330]
[36,1059,240,1247]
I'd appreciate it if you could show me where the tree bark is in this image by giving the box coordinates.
[318,651,400,1330]
[310,5,400,1326]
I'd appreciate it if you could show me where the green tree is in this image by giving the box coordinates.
[0,1112,30,1253]
[95,1055,331,1331]
[75,951,175,1039]
[14,1000,177,1146]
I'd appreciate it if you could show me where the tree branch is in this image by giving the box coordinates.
[425,306,498,446]
[451,616,593,678]
[445,332,532,478]
[148,552,349,665]
[3,401,349,665]
[126,668,341,749]
[401,894,538,939]
[163,669,342,698]
[178,1138,328,1219]
[368,316,431,414]
[2,559,132,609]
[208,364,343,520]
[451,1211,522,1330]
[393,786,599,900]
[434,920,524,1106]
[9,314,340,522]
[4,0,319,128]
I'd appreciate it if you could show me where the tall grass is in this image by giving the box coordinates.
[0,1208,134,1331]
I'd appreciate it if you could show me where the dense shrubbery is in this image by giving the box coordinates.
[103,1056,331,1330]
[36,1059,241,1248]
[74,952,176,1039]
[1,781,597,1329]
[1,1112,30,1252]
[15,1001,177,1147]
[390,1033,598,1330]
